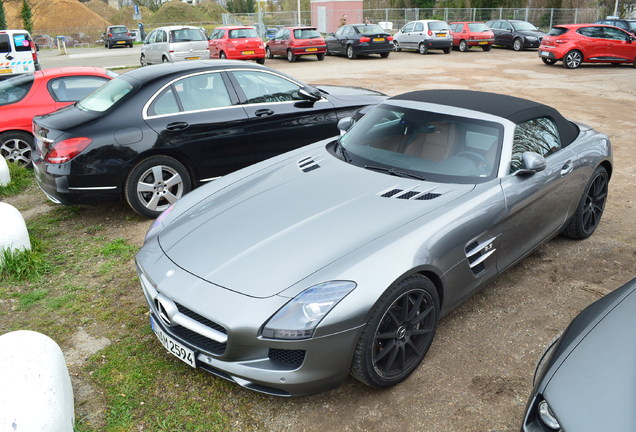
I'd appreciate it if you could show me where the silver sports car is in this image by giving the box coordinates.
[136,90,612,396]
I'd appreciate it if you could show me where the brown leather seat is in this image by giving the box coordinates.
[404,122,456,161]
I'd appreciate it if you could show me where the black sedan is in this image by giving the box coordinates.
[325,24,393,59]
[32,60,386,218]
[522,277,636,431]
[485,19,546,51]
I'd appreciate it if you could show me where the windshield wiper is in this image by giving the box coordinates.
[335,141,352,162]
[364,165,426,181]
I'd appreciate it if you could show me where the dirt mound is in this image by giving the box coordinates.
[3,0,110,31]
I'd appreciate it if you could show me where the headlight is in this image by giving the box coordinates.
[262,281,356,340]
[538,399,561,430]
[144,204,175,240]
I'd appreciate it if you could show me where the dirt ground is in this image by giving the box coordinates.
[12,48,636,431]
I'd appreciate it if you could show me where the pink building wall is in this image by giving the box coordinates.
[310,0,364,34]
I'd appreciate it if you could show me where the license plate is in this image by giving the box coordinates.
[373,38,385,42]
[185,56,200,60]
[0,69,12,74]
[150,316,196,368]
[305,47,318,52]
[479,41,488,45]
[117,41,125,44]
[437,33,447,37]
[242,50,255,55]
[540,51,550,56]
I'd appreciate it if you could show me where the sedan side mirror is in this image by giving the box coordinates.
[299,87,322,102]
[515,152,546,175]
[337,117,354,135]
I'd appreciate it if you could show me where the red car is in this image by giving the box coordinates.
[539,23,636,69]
[0,67,115,166]
[208,26,266,64]
[265,27,327,62]
[449,22,494,52]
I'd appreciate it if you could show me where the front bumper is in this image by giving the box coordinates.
[523,38,541,48]
[136,251,363,397]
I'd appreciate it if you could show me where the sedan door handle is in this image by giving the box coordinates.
[561,161,574,176]
[166,122,189,131]
[255,109,274,117]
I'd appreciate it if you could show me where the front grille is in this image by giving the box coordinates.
[268,349,306,368]
[170,302,227,355]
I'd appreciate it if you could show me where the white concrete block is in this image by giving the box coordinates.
[0,157,10,186]
[0,203,31,262]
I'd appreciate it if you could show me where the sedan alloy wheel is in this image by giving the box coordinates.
[513,38,523,51]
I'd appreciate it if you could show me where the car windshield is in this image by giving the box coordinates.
[77,77,133,112]
[0,73,34,105]
[339,104,503,183]
[354,24,385,34]
[229,28,259,39]
[294,29,321,39]
[170,28,206,42]
[512,21,539,31]
[468,23,489,32]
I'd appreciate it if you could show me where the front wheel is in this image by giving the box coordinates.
[346,45,356,59]
[140,53,147,67]
[125,156,192,219]
[541,57,557,65]
[0,131,34,167]
[563,50,583,69]
[563,166,609,239]
[286,49,297,62]
[220,51,226,59]
[350,275,440,388]
[418,43,428,55]
[162,56,169,63]
[393,41,401,52]
[512,38,523,51]
[459,40,468,52]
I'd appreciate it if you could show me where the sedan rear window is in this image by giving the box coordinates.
[77,77,133,112]
[0,73,34,105]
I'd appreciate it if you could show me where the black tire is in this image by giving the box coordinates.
[107,42,112,49]
[393,41,401,52]
[140,54,147,67]
[563,166,609,239]
[563,50,583,69]
[256,57,265,65]
[443,47,451,54]
[162,56,169,63]
[125,156,192,219]
[459,40,468,52]
[129,44,133,48]
[418,43,428,55]
[266,46,273,59]
[541,57,557,65]
[482,44,492,52]
[512,38,523,51]
[220,51,226,59]
[286,49,297,62]
[380,52,390,58]
[316,52,325,61]
[346,45,356,59]
[351,275,440,388]
[0,131,34,168]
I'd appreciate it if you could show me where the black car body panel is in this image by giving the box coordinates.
[521,277,636,431]
[32,60,387,213]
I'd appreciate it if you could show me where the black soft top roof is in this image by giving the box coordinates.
[392,89,580,146]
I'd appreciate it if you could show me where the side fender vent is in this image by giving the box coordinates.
[465,237,496,275]
[298,156,321,173]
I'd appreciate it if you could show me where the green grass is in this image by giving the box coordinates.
[0,244,51,283]
[0,162,34,197]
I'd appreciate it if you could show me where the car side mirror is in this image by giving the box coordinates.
[299,87,322,102]
[337,117,354,135]
[515,152,546,175]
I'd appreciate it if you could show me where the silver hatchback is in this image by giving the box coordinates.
[140,26,209,66]
[393,19,452,54]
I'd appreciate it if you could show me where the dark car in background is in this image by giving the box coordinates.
[539,24,636,68]
[595,17,636,35]
[31,60,386,218]
[522,277,636,431]
[103,25,133,49]
[486,19,545,50]
[325,24,393,59]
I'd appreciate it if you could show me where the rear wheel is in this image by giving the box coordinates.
[443,47,451,54]
[125,156,192,219]
[346,45,356,59]
[316,52,325,61]
[220,51,226,59]
[0,131,34,168]
[512,38,523,51]
[563,50,582,69]
[351,275,440,388]
[459,40,468,52]
[482,44,492,52]
[380,52,390,58]
[286,49,297,62]
[541,57,557,65]
[418,43,428,55]
[563,166,608,239]
[256,57,265,65]
[266,46,273,59]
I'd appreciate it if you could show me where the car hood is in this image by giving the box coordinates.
[543,283,636,430]
[158,146,474,298]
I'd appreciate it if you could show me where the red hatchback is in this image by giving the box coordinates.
[208,26,266,64]
[266,27,327,62]
[0,67,115,166]
[539,23,636,68]
[449,22,494,52]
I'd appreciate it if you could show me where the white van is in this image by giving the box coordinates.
[0,30,41,78]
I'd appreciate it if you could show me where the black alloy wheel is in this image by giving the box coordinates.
[351,275,439,387]
[563,166,609,239]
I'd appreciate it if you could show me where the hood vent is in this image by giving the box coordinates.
[380,188,441,201]
[298,156,321,173]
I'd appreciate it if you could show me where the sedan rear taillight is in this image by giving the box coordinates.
[359,36,371,43]
[387,36,393,41]
[45,137,92,164]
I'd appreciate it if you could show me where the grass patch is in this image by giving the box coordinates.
[0,162,34,197]
[0,246,51,282]
[99,238,137,259]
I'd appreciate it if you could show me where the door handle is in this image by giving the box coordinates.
[255,109,274,117]
[561,161,573,176]
[166,122,189,131]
